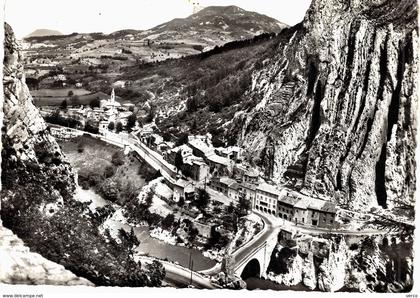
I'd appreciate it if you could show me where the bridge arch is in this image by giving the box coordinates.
[240,258,261,280]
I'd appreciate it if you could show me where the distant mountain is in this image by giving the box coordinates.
[25,29,63,38]
[22,5,288,66]
[140,5,287,45]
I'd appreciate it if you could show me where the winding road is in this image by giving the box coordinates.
[51,125,393,288]
[136,256,218,289]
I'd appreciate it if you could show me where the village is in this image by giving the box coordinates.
[46,88,339,234]
[142,130,338,230]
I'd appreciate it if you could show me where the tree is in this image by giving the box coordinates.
[161,214,175,230]
[99,180,120,202]
[222,213,238,233]
[84,121,99,134]
[177,196,185,208]
[162,132,172,142]
[108,122,115,131]
[119,227,140,256]
[227,202,235,214]
[174,150,184,171]
[186,96,198,112]
[195,188,210,211]
[127,113,137,131]
[77,142,85,153]
[175,133,189,147]
[90,98,101,109]
[116,122,123,133]
[208,97,222,112]
[145,107,155,123]
[104,165,116,178]
[237,194,251,216]
[145,188,154,208]
[190,119,197,131]
[188,227,199,243]
[111,151,125,166]
[145,260,165,287]
[60,99,68,110]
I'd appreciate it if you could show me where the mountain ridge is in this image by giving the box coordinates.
[23,5,286,46]
[25,28,63,38]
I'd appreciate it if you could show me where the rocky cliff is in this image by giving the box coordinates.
[0,226,93,286]
[266,234,414,292]
[236,0,418,211]
[1,22,92,286]
[1,23,165,287]
[2,23,77,217]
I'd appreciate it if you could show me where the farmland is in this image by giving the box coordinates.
[30,88,111,107]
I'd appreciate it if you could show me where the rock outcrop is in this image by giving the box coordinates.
[236,0,418,211]
[1,23,165,287]
[0,226,93,286]
[2,22,77,214]
[1,22,88,286]
[266,234,414,292]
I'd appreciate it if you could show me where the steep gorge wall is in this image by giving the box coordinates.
[2,23,77,214]
[238,0,418,210]
[0,24,92,285]
[1,24,165,287]
[266,235,414,292]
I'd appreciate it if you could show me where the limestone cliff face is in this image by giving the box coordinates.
[1,24,165,287]
[237,0,418,210]
[2,23,76,214]
[0,23,86,285]
[266,235,414,292]
[0,226,93,286]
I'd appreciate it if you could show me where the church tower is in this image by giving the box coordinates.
[110,88,115,105]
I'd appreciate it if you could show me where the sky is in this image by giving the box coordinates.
[4,0,312,38]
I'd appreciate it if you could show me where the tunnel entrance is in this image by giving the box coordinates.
[241,259,261,280]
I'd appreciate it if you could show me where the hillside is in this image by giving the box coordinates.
[2,22,165,287]
[26,28,63,38]
[232,0,418,216]
[111,0,418,222]
[79,32,284,142]
[21,5,286,74]
[142,5,286,46]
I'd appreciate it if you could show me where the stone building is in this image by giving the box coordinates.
[254,183,280,215]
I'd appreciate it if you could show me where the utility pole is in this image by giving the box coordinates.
[189,251,193,287]
[190,260,194,286]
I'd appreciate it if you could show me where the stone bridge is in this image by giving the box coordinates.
[233,242,270,280]
[231,225,279,280]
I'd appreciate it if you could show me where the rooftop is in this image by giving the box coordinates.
[321,202,337,213]
[219,176,237,187]
[215,146,241,155]
[257,183,281,196]
[188,138,214,156]
[245,168,259,177]
[293,198,311,209]
[278,195,301,207]
[168,144,192,154]
[229,182,241,191]
[240,182,257,191]
[281,188,337,213]
[192,159,207,166]
[207,153,229,166]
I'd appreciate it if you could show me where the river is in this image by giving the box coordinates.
[75,188,217,272]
